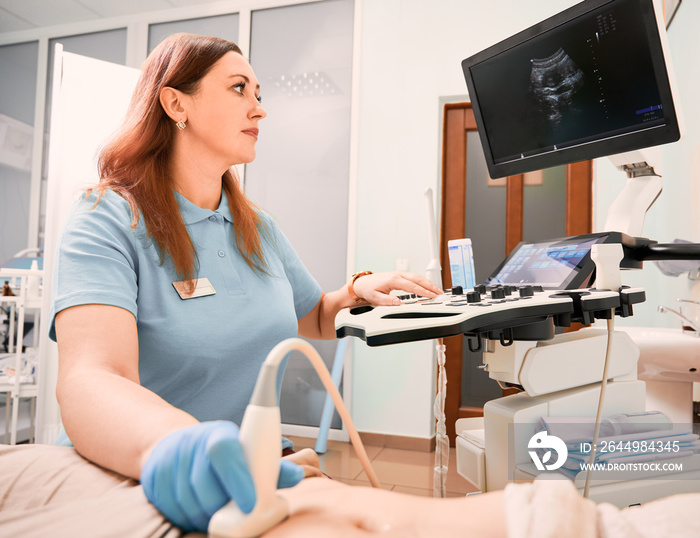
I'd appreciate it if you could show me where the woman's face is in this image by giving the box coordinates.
[182,51,266,168]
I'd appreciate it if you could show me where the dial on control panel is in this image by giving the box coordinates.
[490,288,506,300]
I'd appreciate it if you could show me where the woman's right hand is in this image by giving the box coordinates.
[351,271,442,306]
[140,421,304,532]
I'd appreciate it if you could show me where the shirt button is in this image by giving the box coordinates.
[209,216,216,222]
[218,250,225,257]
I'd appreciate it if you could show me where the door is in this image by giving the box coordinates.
[440,102,592,444]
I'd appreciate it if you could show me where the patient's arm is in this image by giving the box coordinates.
[268,478,507,538]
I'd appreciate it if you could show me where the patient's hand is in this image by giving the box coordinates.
[282,448,324,479]
[266,477,507,537]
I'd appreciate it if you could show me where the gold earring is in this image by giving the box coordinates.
[176,120,186,131]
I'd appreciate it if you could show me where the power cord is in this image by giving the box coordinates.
[583,311,615,499]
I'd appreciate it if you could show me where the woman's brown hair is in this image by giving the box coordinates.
[95,33,267,281]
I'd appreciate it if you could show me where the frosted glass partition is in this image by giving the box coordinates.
[0,41,38,265]
[148,14,239,54]
[247,0,354,430]
[40,29,128,248]
[49,29,126,62]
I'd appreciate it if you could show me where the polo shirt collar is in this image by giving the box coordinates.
[174,189,235,225]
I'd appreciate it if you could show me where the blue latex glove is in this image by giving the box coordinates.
[141,420,304,532]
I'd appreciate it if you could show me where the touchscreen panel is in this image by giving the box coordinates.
[486,235,609,289]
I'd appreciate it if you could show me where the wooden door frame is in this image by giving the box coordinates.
[439,102,593,444]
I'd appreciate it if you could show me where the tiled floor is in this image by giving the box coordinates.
[287,435,480,498]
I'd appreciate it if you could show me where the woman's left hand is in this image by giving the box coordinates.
[351,271,442,306]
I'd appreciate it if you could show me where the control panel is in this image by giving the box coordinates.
[335,285,645,347]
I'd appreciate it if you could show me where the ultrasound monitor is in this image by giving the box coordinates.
[461,0,681,179]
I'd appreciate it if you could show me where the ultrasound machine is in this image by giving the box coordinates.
[336,0,700,506]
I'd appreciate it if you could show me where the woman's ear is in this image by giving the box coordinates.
[160,87,186,123]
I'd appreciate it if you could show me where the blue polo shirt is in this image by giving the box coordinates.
[49,188,322,432]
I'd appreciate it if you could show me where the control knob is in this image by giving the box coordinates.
[491,288,506,300]
[519,285,534,298]
[466,291,481,303]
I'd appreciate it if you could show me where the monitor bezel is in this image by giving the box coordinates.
[461,0,681,179]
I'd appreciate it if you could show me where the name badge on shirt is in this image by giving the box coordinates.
[173,277,216,299]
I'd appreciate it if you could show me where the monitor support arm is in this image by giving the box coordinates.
[601,149,700,266]
[603,150,662,238]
